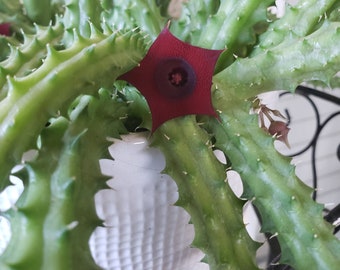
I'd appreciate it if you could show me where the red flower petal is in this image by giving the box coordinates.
[119,25,223,132]
[0,23,10,36]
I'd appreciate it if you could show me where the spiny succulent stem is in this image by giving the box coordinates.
[152,116,260,270]
[206,93,340,269]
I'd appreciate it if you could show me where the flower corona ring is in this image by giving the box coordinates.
[119,24,223,132]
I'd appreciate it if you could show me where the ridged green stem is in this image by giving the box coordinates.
[171,0,273,72]
[152,116,260,270]
[205,92,340,269]
[101,0,166,40]
[0,28,147,190]
[0,118,69,270]
[0,90,128,269]
[63,0,103,45]
[252,0,337,55]
[0,22,64,99]
[0,0,36,34]
[23,0,52,25]
[196,0,272,50]
[214,21,340,98]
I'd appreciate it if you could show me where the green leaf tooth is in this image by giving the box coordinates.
[101,22,114,35]
[88,21,105,40]
[95,174,111,188]
[45,43,58,59]
[71,27,87,44]
[6,75,23,99]
[99,147,112,160]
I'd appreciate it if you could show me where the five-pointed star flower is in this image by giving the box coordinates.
[119,25,223,132]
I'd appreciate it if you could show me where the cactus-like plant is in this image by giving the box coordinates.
[0,0,339,269]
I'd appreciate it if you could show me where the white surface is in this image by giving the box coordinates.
[0,133,209,270]
[261,89,340,209]
[89,133,208,270]
[0,132,264,269]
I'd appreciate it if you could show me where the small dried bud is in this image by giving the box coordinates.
[268,121,290,148]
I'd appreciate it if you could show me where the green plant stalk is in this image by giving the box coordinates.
[171,0,273,72]
[0,22,64,99]
[0,90,128,270]
[196,0,272,50]
[169,0,223,43]
[63,0,103,46]
[23,0,52,26]
[204,92,340,269]
[0,0,36,34]
[41,92,127,270]
[0,26,147,191]
[0,118,69,270]
[101,0,166,40]
[214,21,340,97]
[252,0,337,55]
[152,116,260,270]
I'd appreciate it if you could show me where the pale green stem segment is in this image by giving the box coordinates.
[101,0,166,40]
[0,119,66,270]
[0,91,128,270]
[0,22,64,99]
[214,21,340,98]
[63,0,103,46]
[0,27,147,191]
[152,117,260,270]
[23,0,52,25]
[205,92,340,269]
[252,0,338,55]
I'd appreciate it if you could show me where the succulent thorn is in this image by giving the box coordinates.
[163,133,170,140]
[66,221,79,231]
[269,232,279,239]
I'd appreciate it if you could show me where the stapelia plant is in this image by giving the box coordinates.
[0,0,340,269]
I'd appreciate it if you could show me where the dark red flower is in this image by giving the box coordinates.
[0,23,10,36]
[119,25,223,132]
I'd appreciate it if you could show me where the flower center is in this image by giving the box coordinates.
[168,67,188,87]
[155,58,196,98]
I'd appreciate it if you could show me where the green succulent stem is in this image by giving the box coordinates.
[204,92,340,269]
[0,91,128,270]
[252,0,338,55]
[152,116,260,270]
[63,0,103,46]
[0,118,69,270]
[0,28,147,191]
[0,22,64,99]
[23,0,52,26]
[214,21,340,98]
[195,0,271,50]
